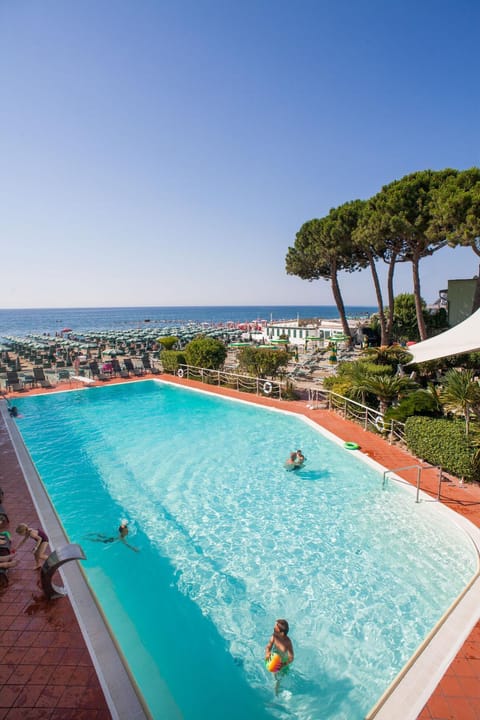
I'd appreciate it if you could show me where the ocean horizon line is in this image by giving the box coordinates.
[0,303,378,311]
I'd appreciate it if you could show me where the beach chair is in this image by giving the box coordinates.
[6,371,24,392]
[112,358,129,378]
[57,369,72,383]
[89,362,111,381]
[33,367,55,389]
[141,354,160,374]
[123,358,144,376]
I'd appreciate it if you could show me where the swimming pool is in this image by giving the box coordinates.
[13,381,478,720]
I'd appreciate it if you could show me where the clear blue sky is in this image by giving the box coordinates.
[0,0,478,309]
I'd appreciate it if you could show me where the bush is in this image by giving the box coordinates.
[237,347,289,378]
[160,350,186,373]
[385,389,442,423]
[404,416,478,481]
[157,336,179,350]
[184,336,227,370]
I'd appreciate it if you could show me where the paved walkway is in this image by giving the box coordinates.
[1,374,480,719]
[0,408,111,719]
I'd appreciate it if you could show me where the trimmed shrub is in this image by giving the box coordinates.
[157,336,179,350]
[184,336,227,370]
[160,350,186,373]
[404,416,478,481]
[237,347,289,378]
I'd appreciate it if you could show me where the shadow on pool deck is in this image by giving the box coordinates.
[1,373,480,719]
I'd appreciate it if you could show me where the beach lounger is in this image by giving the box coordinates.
[123,358,144,376]
[88,362,111,381]
[111,359,129,378]
[33,367,55,389]
[141,354,160,374]
[6,371,24,392]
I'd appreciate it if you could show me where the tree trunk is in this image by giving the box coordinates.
[368,251,387,345]
[412,254,427,340]
[386,253,397,343]
[330,261,352,338]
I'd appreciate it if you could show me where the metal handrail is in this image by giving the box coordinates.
[383,464,443,502]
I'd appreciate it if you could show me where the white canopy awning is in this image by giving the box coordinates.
[407,308,480,364]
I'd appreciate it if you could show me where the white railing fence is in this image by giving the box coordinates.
[174,364,285,399]
[306,387,406,444]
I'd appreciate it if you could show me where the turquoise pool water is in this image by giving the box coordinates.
[14,381,477,720]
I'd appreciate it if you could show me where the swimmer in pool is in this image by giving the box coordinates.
[285,452,298,469]
[295,449,305,465]
[265,618,294,694]
[86,520,139,552]
[265,619,294,669]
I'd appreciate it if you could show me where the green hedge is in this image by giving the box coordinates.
[404,416,479,481]
[160,350,186,373]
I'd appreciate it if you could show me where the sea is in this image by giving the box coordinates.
[0,305,376,339]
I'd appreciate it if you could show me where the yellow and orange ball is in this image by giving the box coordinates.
[265,653,283,673]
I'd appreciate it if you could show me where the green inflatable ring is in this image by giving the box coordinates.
[344,441,359,450]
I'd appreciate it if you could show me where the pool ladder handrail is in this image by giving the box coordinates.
[382,464,443,503]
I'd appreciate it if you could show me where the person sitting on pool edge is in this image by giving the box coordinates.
[265,618,294,670]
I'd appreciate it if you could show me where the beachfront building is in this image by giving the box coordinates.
[266,319,352,347]
[447,275,479,326]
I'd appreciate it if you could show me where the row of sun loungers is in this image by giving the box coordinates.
[1,356,161,392]
[87,356,160,381]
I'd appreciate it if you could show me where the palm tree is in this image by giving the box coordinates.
[343,361,392,404]
[440,369,480,437]
[361,345,413,368]
[359,374,419,415]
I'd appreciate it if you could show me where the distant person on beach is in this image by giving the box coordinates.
[15,524,49,569]
[86,520,139,552]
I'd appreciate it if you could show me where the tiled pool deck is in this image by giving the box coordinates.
[1,374,479,719]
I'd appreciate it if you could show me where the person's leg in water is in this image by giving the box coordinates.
[85,533,116,543]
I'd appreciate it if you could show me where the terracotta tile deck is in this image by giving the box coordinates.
[1,373,480,719]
